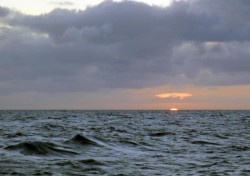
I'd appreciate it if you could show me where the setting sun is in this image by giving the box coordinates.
[170,108,178,111]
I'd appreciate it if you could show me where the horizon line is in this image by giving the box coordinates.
[0,109,249,111]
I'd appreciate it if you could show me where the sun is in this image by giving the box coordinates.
[169,108,178,111]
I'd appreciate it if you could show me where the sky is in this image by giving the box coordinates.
[0,0,250,110]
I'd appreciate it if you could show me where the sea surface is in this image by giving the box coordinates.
[0,110,249,176]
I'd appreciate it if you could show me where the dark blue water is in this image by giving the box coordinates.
[0,110,249,175]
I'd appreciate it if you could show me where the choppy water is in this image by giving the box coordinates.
[0,110,249,176]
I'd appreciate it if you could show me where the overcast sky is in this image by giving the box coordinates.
[0,0,250,110]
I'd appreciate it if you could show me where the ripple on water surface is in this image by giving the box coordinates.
[0,110,249,175]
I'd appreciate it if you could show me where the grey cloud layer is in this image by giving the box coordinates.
[0,0,250,93]
[0,7,11,17]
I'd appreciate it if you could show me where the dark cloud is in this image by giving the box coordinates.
[0,0,250,94]
[0,7,11,17]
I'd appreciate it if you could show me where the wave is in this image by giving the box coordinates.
[3,133,107,156]
[5,132,25,138]
[67,134,102,146]
[191,140,220,145]
[79,159,105,165]
[4,141,77,156]
[229,145,249,151]
[149,131,176,137]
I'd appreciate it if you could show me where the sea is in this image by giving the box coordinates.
[0,110,249,176]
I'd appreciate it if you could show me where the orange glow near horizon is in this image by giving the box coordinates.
[156,93,192,100]
[170,108,178,111]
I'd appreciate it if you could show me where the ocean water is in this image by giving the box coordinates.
[0,110,249,176]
